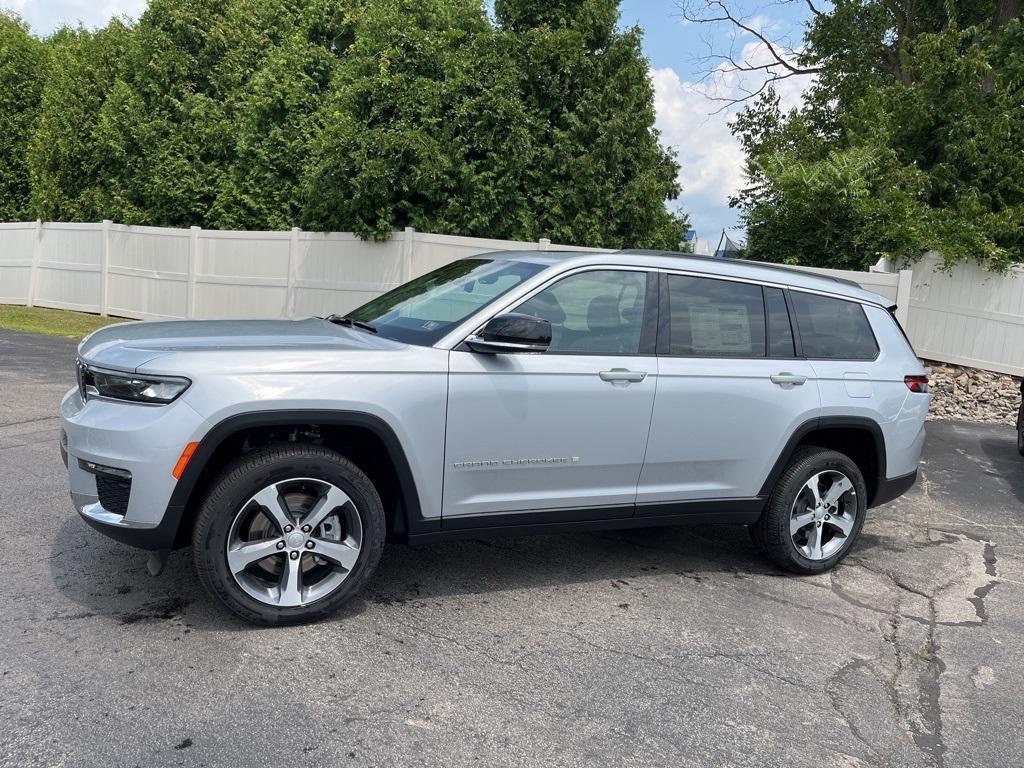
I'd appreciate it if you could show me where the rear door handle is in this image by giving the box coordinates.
[599,369,647,383]
[770,372,807,386]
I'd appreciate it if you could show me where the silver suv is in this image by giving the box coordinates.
[61,250,929,624]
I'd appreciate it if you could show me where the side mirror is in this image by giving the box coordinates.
[465,313,551,354]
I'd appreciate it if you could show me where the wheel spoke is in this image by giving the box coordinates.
[790,511,816,536]
[251,485,293,534]
[827,513,855,536]
[302,485,352,532]
[227,539,282,574]
[805,523,823,559]
[802,475,823,507]
[313,538,360,570]
[278,555,303,606]
[822,475,853,506]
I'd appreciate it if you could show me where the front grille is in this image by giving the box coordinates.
[96,475,131,516]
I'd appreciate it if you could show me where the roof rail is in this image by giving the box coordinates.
[616,249,863,290]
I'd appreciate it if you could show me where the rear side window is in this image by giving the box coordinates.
[791,292,879,360]
[666,275,766,357]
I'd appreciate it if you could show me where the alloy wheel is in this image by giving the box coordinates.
[226,478,362,607]
[789,470,857,561]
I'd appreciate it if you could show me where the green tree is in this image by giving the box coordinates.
[495,0,687,248]
[18,0,688,248]
[28,21,136,221]
[727,0,1024,269]
[0,13,47,220]
[301,0,541,240]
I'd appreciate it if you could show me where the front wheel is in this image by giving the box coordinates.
[751,446,867,574]
[193,444,385,625]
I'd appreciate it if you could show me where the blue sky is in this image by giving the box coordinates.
[618,0,813,244]
[4,0,813,243]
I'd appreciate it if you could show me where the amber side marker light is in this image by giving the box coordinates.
[172,441,200,479]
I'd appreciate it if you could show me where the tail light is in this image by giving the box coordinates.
[905,375,929,393]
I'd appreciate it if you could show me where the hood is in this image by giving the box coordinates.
[79,318,405,371]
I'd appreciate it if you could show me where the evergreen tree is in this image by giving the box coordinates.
[13,0,688,249]
[0,14,47,220]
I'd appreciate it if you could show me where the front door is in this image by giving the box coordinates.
[443,269,658,523]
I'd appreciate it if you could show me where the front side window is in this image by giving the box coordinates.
[515,270,648,354]
[790,292,879,360]
[346,258,545,345]
[666,275,766,357]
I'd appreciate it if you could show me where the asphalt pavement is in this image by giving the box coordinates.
[1,327,1022,768]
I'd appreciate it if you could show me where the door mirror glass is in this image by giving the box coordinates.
[466,313,552,354]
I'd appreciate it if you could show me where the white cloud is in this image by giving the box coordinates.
[3,0,146,35]
[652,39,813,242]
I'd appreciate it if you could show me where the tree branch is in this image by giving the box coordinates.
[678,0,822,75]
[675,0,820,106]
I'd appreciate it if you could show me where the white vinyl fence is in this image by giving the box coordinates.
[1,220,1021,376]
[904,254,1024,377]
[0,221,607,322]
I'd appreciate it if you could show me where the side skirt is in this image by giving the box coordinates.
[406,498,765,545]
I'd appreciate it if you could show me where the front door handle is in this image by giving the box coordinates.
[770,372,807,386]
[599,369,647,383]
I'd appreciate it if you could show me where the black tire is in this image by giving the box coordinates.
[193,443,385,625]
[751,446,867,574]
[1016,403,1024,456]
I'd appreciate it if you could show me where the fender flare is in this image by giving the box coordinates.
[165,409,433,548]
[757,416,887,504]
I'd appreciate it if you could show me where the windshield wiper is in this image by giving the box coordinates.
[324,314,378,334]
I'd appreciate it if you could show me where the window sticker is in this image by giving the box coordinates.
[688,303,752,352]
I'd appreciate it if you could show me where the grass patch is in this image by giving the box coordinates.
[0,304,128,339]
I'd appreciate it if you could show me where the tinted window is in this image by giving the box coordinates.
[791,292,879,360]
[765,287,796,357]
[666,275,766,357]
[516,270,648,354]
[347,258,545,345]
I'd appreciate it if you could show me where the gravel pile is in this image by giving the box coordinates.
[924,360,1021,424]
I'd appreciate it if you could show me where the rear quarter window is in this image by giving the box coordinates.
[790,292,879,360]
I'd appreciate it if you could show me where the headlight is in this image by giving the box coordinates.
[79,363,190,404]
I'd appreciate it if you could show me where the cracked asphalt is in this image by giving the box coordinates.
[1,327,1022,768]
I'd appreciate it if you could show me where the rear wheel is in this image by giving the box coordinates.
[751,446,867,574]
[193,444,385,625]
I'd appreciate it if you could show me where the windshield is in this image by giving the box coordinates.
[345,258,547,345]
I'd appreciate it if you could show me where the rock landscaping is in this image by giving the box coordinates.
[924,360,1022,424]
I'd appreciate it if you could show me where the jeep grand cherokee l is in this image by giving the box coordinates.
[61,250,929,624]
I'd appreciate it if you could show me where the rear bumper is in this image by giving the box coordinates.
[870,469,918,508]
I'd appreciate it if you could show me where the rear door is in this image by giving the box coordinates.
[788,290,903,462]
[637,273,820,508]
[443,268,659,522]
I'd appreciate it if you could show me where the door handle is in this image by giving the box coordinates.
[599,369,647,383]
[770,372,807,386]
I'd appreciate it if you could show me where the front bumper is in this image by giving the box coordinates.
[61,386,210,551]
